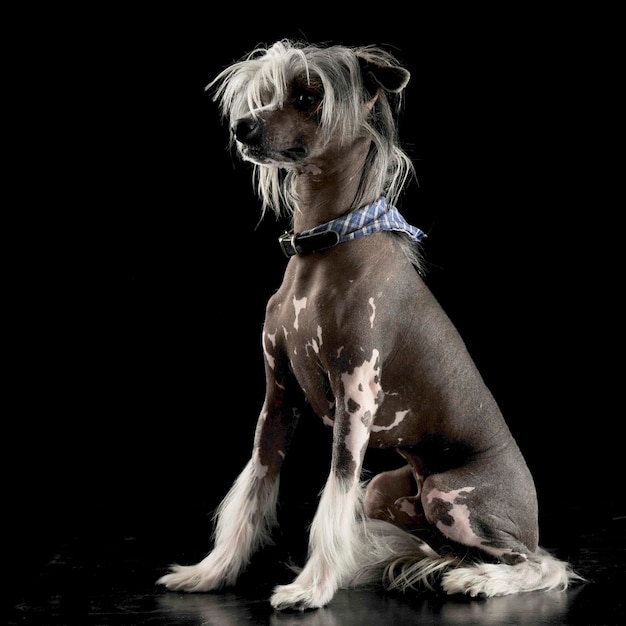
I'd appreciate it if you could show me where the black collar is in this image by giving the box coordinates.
[278,230,340,257]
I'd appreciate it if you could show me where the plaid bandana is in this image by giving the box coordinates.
[303,197,426,244]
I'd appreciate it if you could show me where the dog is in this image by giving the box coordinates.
[157,39,582,611]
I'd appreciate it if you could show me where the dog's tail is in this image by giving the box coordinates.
[348,519,584,597]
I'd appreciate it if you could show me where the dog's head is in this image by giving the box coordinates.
[207,40,414,218]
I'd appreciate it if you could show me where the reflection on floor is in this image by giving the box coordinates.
[6,511,625,625]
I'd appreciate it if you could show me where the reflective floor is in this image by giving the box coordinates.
[8,7,622,626]
[6,509,624,625]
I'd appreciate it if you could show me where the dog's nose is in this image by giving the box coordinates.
[233,118,261,144]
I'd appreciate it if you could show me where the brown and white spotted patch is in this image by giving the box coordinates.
[371,409,409,433]
[263,331,278,370]
[368,297,376,328]
[334,349,382,480]
[292,296,307,331]
[426,486,527,560]
[304,325,323,357]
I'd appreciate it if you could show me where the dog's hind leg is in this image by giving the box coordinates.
[364,464,427,530]
[417,461,583,596]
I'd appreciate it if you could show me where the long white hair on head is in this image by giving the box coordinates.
[207,39,416,222]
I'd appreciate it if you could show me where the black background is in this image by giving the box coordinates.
[7,6,621,591]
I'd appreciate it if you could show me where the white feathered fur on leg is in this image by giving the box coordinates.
[269,479,451,609]
[157,453,279,592]
[270,473,366,609]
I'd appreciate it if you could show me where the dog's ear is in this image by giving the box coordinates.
[357,51,410,94]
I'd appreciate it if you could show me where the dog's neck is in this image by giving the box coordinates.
[292,137,371,231]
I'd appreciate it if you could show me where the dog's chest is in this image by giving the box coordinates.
[266,271,347,369]
[263,258,417,436]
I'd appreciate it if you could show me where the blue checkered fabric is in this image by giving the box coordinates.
[301,197,426,244]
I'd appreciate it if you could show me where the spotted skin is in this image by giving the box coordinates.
[260,237,540,575]
[158,232,543,607]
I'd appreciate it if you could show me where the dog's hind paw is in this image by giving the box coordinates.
[157,563,224,593]
[270,581,336,611]
[441,562,527,598]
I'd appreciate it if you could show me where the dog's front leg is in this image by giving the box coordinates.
[270,349,379,611]
[158,368,300,593]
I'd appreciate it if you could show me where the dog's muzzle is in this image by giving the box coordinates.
[233,118,261,144]
[232,116,308,164]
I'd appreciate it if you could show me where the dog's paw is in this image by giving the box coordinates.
[270,582,336,611]
[441,563,504,598]
[157,563,225,593]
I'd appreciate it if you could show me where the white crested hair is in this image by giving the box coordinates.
[207,39,415,221]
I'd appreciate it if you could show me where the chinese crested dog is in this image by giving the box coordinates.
[158,39,582,611]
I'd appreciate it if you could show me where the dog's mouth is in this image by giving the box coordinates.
[239,144,308,165]
[280,147,307,160]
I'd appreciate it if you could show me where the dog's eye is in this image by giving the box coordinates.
[293,90,320,112]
